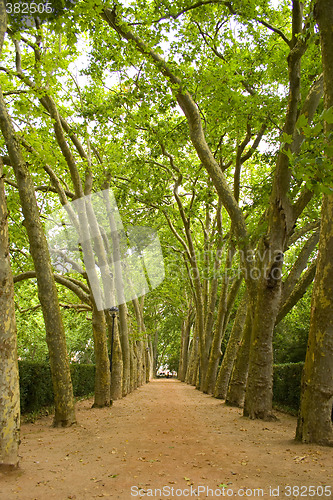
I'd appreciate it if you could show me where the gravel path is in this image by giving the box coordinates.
[0,379,332,499]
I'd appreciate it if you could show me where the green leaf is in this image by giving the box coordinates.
[296,113,307,130]
[312,123,323,135]
[321,107,333,124]
[321,185,333,195]
[281,133,293,145]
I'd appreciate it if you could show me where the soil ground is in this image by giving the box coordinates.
[0,379,332,500]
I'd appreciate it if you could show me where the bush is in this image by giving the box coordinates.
[19,361,95,414]
[273,362,304,412]
[70,363,95,397]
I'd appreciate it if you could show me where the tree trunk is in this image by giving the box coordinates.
[31,160,112,408]
[188,326,200,385]
[131,297,150,384]
[195,364,201,389]
[91,305,111,407]
[225,309,252,407]
[203,243,237,394]
[295,196,333,445]
[214,296,247,400]
[145,340,151,383]
[0,157,20,468]
[0,85,75,428]
[148,339,154,381]
[243,246,283,420]
[185,339,194,384]
[153,327,158,376]
[243,1,307,420]
[119,303,131,396]
[136,340,144,386]
[202,280,228,394]
[178,319,186,381]
[179,310,192,382]
[106,313,123,400]
[296,0,333,445]
[130,341,138,392]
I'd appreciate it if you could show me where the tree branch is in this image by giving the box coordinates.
[234,123,251,203]
[0,154,10,165]
[14,271,91,305]
[282,228,319,304]
[292,187,314,224]
[256,18,290,46]
[287,219,320,247]
[20,137,76,202]
[102,7,249,254]
[276,259,316,324]
[151,0,234,23]
[16,302,91,313]
[240,123,267,164]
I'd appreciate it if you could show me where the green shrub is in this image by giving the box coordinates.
[70,363,95,397]
[18,361,95,414]
[273,362,304,412]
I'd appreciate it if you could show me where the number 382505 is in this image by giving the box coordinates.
[6,2,53,14]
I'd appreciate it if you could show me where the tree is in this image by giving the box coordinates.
[98,0,321,419]
[0,4,20,466]
[0,148,20,466]
[296,0,333,446]
[0,5,76,427]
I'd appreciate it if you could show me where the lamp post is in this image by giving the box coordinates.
[109,306,119,376]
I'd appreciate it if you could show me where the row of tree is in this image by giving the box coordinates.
[1,0,333,468]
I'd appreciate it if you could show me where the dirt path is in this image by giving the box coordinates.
[0,379,332,499]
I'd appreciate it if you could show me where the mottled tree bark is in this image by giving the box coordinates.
[243,246,283,419]
[178,309,192,382]
[203,271,241,395]
[296,0,333,445]
[132,296,150,385]
[226,309,252,407]
[143,339,152,383]
[153,326,159,376]
[185,339,195,384]
[136,340,144,387]
[118,303,130,396]
[0,154,20,468]
[91,306,111,407]
[106,313,123,400]
[129,341,137,393]
[214,296,247,400]
[186,326,200,386]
